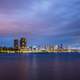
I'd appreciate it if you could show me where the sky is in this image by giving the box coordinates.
[0,0,80,48]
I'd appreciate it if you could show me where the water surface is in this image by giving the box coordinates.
[0,52,80,80]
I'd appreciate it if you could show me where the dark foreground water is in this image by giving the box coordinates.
[0,52,80,80]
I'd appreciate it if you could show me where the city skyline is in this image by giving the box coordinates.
[0,36,65,48]
[0,37,79,54]
[0,37,79,50]
[0,0,80,48]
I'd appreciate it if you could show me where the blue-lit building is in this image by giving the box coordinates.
[14,39,19,49]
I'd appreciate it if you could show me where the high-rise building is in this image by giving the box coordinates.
[20,37,27,49]
[14,39,19,49]
[58,44,63,49]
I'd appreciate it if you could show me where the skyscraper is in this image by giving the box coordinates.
[14,39,19,49]
[20,37,27,49]
[58,44,63,49]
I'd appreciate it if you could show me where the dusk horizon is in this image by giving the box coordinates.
[0,1,80,80]
[0,0,80,48]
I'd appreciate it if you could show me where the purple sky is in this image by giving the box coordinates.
[0,0,80,48]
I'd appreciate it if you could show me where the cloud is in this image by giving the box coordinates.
[0,0,80,46]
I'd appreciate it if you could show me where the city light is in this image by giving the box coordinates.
[0,37,79,53]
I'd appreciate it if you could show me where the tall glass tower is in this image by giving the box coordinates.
[14,39,19,49]
[20,37,27,49]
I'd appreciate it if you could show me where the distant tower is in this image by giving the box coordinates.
[20,37,27,49]
[58,44,63,49]
[14,39,19,49]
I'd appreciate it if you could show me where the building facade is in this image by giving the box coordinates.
[14,39,19,49]
[20,37,27,49]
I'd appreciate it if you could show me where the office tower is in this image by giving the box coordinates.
[58,44,63,49]
[60,44,63,49]
[14,39,19,49]
[20,37,27,49]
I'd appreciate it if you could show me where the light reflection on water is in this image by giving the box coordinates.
[0,53,80,80]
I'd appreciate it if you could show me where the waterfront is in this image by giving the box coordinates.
[0,37,79,53]
[0,53,80,80]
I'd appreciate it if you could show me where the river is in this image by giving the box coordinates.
[0,52,80,80]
